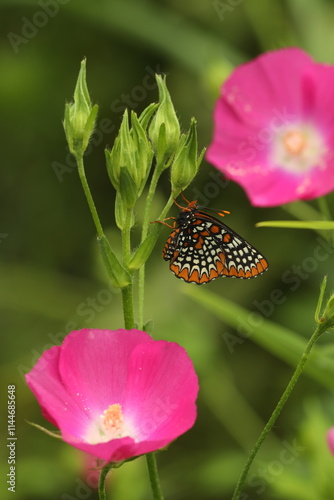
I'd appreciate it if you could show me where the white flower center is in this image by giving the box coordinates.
[271,124,326,172]
[85,403,136,444]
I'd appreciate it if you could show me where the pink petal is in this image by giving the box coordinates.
[123,340,198,441]
[25,345,90,436]
[58,329,154,417]
[328,428,334,455]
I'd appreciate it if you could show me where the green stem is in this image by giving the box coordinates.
[146,453,164,500]
[138,168,162,329]
[98,463,114,500]
[121,284,135,329]
[76,154,104,237]
[121,207,135,329]
[122,207,133,265]
[137,173,176,329]
[231,321,327,500]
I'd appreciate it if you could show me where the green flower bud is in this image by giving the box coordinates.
[63,59,98,157]
[171,118,206,192]
[106,107,154,200]
[105,110,132,191]
[148,75,180,166]
[321,293,334,329]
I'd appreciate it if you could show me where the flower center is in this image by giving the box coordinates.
[101,404,124,435]
[271,124,326,173]
[85,403,134,444]
[283,130,306,156]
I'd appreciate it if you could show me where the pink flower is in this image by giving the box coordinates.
[206,48,334,206]
[328,428,334,455]
[25,329,198,462]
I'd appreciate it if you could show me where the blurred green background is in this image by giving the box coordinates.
[1,0,334,499]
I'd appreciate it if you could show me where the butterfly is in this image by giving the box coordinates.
[156,196,269,284]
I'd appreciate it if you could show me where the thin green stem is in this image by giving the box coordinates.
[137,170,176,329]
[98,463,114,500]
[122,207,133,265]
[121,207,135,329]
[138,168,162,329]
[121,285,135,329]
[146,453,164,500]
[231,321,327,500]
[76,154,104,237]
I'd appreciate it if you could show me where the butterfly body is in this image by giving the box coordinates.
[162,200,268,284]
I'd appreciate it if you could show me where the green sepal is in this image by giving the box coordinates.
[82,104,99,152]
[97,234,131,288]
[143,319,154,334]
[171,118,205,191]
[119,167,138,209]
[115,192,135,231]
[138,102,159,130]
[26,421,62,439]
[130,111,154,193]
[114,191,125,230]
[128,224,163,270]
[106,110,132,190]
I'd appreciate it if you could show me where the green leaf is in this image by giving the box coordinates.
[128,223,163,270]
[183,287,334,390]
[256,220,334,230]
[97,235,131,288]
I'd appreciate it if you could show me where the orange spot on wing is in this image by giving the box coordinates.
[223,233,231,243]
[194,237,204,249]
[189,269,201,283]
[170,263,180,275]
[215,260,225,275]
[178,267,190,280]
[200,272,210,283]
[171,250,179,263]
[228,266,238,276]
[210,225,220,234]
[208,268,219,281]
[260,258,269,271]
